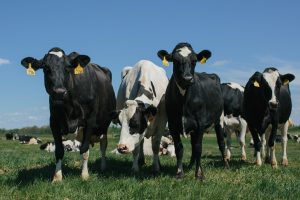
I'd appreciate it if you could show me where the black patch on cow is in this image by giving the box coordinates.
[129,103,147,135]
[150,81,157,97]
[136,82,154,100]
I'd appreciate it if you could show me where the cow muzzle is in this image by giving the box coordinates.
[269,101,278,110]
[117,144,129,154]
[52,88,68,103]
[182,75,194,86]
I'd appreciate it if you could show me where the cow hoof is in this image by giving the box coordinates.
[256,160,262,166]
[195,173,204,181]
[224,159,230,169]
[81,172,89,181]
[271,161,278,169]
[152,170,160,177]
[175,172,184,179]
[282,159,288,166]
[52,173,62,183]
[241,155,247,161]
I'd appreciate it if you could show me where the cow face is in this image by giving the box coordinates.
[21,48,90,105]
[113,100,157,153]
[250,68,295,110]
[157,43,211,89]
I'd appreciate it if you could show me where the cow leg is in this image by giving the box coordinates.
[81,150,89,180]
[51,125,64,182]
[99,134,107,171]
[281,121,289,166]
[132,145,141,173]
[191,130,205,180]
[215,121,229,168]
[138,138,145,166]
[249,126,262,166]
[225,127,232,161]
[152,134,162,175]
[261,133,268,162]
[239,118,247,161]
[268,124,278,169]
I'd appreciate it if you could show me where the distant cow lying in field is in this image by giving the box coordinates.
[19,135,42,144]
[40,140,81,152]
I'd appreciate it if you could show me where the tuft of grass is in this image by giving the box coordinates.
[0,130,300,200]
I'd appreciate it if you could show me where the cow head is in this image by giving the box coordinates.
[112,100,157,154]
[157,42,211,89]
[249,68,295,110]
[21,47,90,105]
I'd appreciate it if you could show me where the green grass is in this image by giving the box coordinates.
[0,130,300,200]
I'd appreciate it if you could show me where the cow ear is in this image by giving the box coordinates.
[197,50,212,64]
[70,55,90,75]
[21,57,43,76]
[251,71,262,88]
[281,73,295,85]
[157,50,172,67]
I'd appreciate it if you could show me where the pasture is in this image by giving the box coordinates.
[0,128,300,200]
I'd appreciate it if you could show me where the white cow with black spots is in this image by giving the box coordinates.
[112,60,168,174]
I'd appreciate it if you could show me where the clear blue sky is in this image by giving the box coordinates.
[0,0,299,129]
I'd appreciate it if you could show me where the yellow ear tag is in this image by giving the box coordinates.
[283,79,289,85]
[200,57,207,64]
[26,63,36,76]
[162,56,169,67]
[253,81,260,88]
[74,63,84,75]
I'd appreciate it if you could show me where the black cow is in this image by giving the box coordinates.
[243,67,295,168]
[21,47,116,182]
[221,83,247,161]
[157,43,229,180]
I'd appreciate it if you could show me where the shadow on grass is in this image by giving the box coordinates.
[5,164,81,187]
[90,156,177,180]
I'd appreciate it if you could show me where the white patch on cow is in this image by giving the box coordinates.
[174,78,186,96]
[178,46,191,57]
[81,150,89,180]
[46,143,56,152]
[49,51,63,58]
[52,159,62,182]
[121,66,132,79]
[263,70,280,104]
[228,82,244,92]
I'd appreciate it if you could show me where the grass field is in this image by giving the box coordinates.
[0,129,300,200]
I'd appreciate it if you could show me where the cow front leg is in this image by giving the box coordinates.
[281,121,289,166]
[132,145,141,173]
[151,134,162,175]
[52,130,64,182]
[172,133,184,178]
[268,124,278,169]
[191,130,205,180]
[249,127,262,166]
[215,122,229,168]
[81,150,90,180]
[99,134,107,171]
[239,118,247,161]
[225,127,232,161]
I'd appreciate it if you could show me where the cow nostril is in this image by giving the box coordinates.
[269,101,278,109]
[117,144,128,154]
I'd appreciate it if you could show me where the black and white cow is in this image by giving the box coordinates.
[243,67,295,168]
[157,43,229,180]
[221,82,248,161]
[18,135,42,144]
[21,48,116,181]
[113,60,168,173]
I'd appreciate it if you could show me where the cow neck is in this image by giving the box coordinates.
[174,77,186,96]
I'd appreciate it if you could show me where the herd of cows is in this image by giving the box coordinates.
[18,42,295,181]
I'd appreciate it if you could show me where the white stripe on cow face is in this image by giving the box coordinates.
[263,70,280,104]
[49,51,64,58]
[178,46,192,57]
